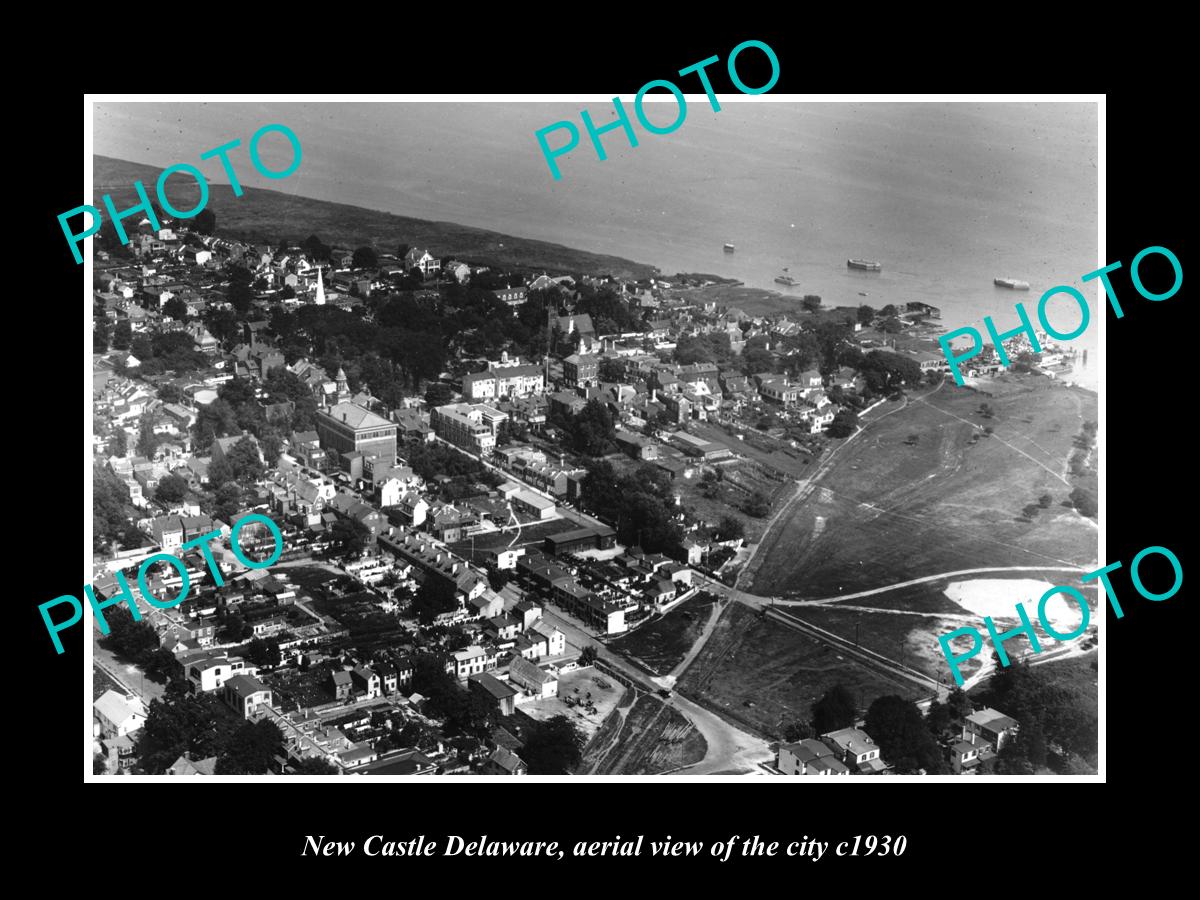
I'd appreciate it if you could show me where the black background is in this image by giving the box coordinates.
[20,22,1188,884]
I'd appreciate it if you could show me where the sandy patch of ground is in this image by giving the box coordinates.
[517,667,624,743]
[944,578,1088,633]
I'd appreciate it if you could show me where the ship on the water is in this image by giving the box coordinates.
[847,258,882,271]
[994,277,1031,290]
[723,243,735,253]
[774,273,798,286]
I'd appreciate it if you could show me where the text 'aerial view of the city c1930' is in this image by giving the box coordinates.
[87,99,1099,779]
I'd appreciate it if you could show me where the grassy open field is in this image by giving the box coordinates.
[784,605,990,681]
[677,603,923,739]
[93,664,124,701]
[749,375,1098,599]
[94,155,657,280]
[610,592,718,675]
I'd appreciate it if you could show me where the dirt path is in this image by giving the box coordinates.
[657,596,728,689]
[770,565,1086,606]
[736,387,934,592]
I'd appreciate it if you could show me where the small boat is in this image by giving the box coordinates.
[848,258,882,271]
[775,273,798,286]
[994,277,1030,290]
[723,243,736,253]
[858,291,869,297]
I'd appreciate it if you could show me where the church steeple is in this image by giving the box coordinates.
[314,265,326,305]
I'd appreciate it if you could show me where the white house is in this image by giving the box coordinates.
[94,690,147,738]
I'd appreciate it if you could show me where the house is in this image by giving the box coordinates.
[469,672,519,717]
[330,670,353,700]
[508,656,558,699]
[530,621,566,657]
[453,645,490,680]
[351,665,381,700]
[94,690,147,738]
[963,707,1020,752]
[512,489,555,520]
[404,247,441,277]
[950,731,996,774]
[778,739,851,776]
[222,674,273,719]
[166,754,219,776]
[355,748,438,776]
[486,746,528,775]
[821,727,888,774]
[185,654,255,693]
[490,285,528,309]
[562,354,599,388]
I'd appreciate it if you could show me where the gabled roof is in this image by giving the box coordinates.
[489,746,526,773]
[95,690,143,725]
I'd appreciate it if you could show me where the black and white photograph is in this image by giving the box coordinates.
[77,95,1106,781]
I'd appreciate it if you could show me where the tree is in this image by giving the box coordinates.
[521,715,583,774]
[412,578,459,625]
[218,613,251,643]
[226,437,266,485]
[743,490,770,519]
[246,637,282,668]
[142,648,179,684]
[302,234,331,261]
[826,409,859,439]
[352,246,379,269]
[157,383,186,404]
[856,304,875,325]
[137,417,160,458]
[714,515,745,542]
[812,684,856,734]
[194,208,216,235]
[1038,493,1053,509]
[111,319,133,351]
[801,294,822,312]
[864,695,947,773]
[134,680,229,773]
[110,426,128,457]
[425,382,455,407]
[290,756,340,775]
[1069,487,1097,518]
[579,646,599,666]
[330,517,371,558]
[163,296,189,321]
[396,243,410,261]
[215,719,283,774]
[154,473,189,504]
[102,606,160,663]
[783,720,813,742]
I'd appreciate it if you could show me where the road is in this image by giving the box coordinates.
[93,631,166,705]
[767,565,1088,607]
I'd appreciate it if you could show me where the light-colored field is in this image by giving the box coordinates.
[944,578,1088,633]
[517,668,624,744]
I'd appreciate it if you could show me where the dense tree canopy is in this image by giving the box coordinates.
[812,684,856,734]
[864,695,948,774]
[521,715,584,774]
